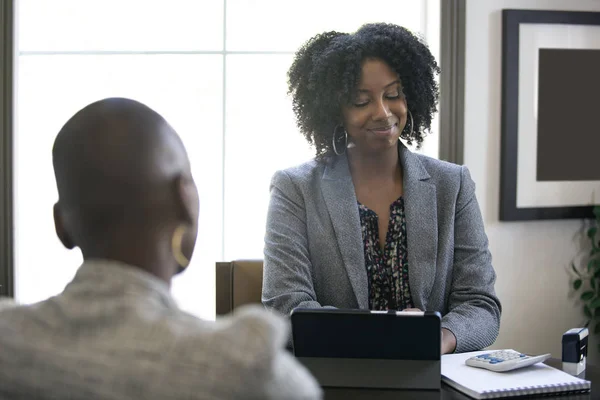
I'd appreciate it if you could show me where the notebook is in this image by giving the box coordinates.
[441,350,591,399]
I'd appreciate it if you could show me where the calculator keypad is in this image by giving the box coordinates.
[475,350,528,364]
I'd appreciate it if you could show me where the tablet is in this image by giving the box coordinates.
[290,308,441,389]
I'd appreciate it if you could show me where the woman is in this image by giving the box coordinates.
[262,23,501,354]
[0,98,321,399]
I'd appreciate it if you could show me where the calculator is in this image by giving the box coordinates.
[465,349,552,372]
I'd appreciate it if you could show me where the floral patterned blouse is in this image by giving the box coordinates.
[358,196,414,311]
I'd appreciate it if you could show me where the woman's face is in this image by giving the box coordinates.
[341,58,408,155]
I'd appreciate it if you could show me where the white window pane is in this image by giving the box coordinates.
[409,112,439,158]
[415,0,440,159]
[15,55,223,320]
[223,54,314,260]
[226,0,424,52]
[425,0,441,66]
[18,0,224,52]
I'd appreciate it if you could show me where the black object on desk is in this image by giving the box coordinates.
[291,308,441,390]
[563,328,589,376]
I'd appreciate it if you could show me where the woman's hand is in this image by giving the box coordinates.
[442,328,457,354]
[401,308,457,354]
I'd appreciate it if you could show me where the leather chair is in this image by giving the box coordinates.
[215,260,264,315]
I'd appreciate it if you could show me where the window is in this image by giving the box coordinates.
[15,0,440,320]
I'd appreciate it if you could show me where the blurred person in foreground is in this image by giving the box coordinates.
[0,97,321,400]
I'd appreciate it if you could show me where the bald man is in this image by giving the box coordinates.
[0,98,322,400]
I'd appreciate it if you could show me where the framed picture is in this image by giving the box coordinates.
[500,9,600,221]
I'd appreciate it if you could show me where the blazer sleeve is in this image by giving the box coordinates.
[262,170,326,316]
[441,166,502,353]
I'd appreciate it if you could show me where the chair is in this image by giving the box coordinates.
[215,260,264,315]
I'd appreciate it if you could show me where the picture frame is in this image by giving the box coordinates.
[500,9,600,221]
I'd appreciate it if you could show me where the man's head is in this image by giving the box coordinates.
[52,97,199,281]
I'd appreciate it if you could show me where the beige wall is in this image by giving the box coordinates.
[464,0,600,364]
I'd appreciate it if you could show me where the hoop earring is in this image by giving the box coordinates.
[171,224,190,269]
[403,110,414,136]
[332,124,348,156]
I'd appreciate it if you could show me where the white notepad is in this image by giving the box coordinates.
[441,350,591,399]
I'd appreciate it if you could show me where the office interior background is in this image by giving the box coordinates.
[1,0,599,364]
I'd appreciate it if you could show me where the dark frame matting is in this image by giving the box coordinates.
[500,9,600,221]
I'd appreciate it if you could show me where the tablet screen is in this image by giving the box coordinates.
[291,309,441,360]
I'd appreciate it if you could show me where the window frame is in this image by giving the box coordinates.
[0,0,15,298]
[438,0,466,164]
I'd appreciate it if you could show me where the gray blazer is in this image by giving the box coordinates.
[262,144,501,353]
[0,260,322,400]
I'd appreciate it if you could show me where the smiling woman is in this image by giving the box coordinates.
[286,24,439,160]
[262,22,502,355]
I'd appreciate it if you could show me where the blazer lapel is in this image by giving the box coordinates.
[399,145,438,310]
[321,154,369,309]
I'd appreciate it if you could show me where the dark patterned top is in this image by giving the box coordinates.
[358,196,414,311]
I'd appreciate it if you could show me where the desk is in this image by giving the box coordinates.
[323,358,596,400]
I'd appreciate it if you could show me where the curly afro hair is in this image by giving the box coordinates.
[287,23,440,160]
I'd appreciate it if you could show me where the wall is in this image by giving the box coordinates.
[464,0,600,364]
